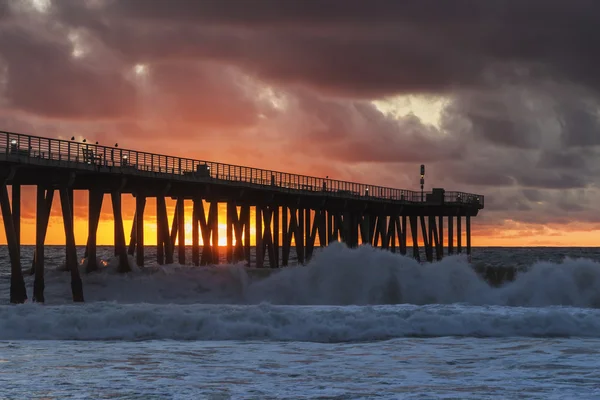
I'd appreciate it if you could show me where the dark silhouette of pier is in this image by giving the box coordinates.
[0,131,484,304]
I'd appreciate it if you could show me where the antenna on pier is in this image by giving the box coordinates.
[420,164,425,201]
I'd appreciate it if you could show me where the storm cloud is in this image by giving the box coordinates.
[2,0,600,239]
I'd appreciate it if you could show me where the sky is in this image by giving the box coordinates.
[1,0,600,247]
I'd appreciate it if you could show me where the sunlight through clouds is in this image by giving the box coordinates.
[67,31,88,59]
[31,0,51,12]
[372,95,449,129]
[134,64,149,76]
[236,72,289,113]
[129,63,152,89]
[12,0,52,13]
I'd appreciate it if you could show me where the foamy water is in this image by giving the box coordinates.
[1,244,600,398]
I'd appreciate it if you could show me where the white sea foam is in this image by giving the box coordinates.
[3,243,600,340]
[3,242,600,308]
[1,302,599,341]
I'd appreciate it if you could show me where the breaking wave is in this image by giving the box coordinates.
[2,243,600,340]
[1,303,599,341]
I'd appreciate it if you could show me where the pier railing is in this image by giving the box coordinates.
[0,131,484,207]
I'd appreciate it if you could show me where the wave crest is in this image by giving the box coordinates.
[1,303,599,341]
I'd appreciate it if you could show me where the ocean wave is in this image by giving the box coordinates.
[1,302,599,341]
[2,243,600,308]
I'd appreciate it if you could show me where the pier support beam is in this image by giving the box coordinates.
[282,206,304,266]
[420,215,432,263]
[273,205,280,267]
[305,209,314,258]
[86,189,103,273]
[212,203,219,263]
[0,183,27,303]
[156,197,165,265]
[457,215,462,254]
[466,215,472,257]
[255,205,263,267]
[34,186,53,303]
[306,208,326,261]
[262,205,276,267]
[156,195,173,265]
[410,215,420,262]
[226,202,234,263]
[282,206,290,266]
[429,216,441,261]
[135,194,146,267]
[438,215,444,260]
[400,215,407,255]
[59,187,84,302]
[225,202,251,264]
[128,211,137,256]
[111,191,130,273]
[386,216,396,252]
[297,208,305,263]
[12,184,20,259]
[243,205,251,264]
[176,197,185,265]
[30,188,53,275]
[372,214,385,249]
[156,195,172,264]
[448,215,454,255]
[194,199,219,265]
[192,199,200,266]
[326,211,335,244]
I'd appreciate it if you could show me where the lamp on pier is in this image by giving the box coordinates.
[420,164,425,201]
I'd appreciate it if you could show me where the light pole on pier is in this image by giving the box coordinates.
[420,164,425,202]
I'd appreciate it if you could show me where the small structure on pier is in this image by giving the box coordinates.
[0,131,484,304]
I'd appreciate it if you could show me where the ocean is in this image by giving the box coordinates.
[1,244,600,399]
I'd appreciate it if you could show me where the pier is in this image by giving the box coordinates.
[0,130,484,303]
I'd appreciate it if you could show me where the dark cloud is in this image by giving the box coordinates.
[476,185,600,225]
[56,0,600,99]
[537,150,590,171]
[446,166,516,188]
[0,1,10,21]
[280,94,459,163]
[445,91,543,149]
[2,0,600,236]
[0,26,136,120]
[516,171,587,190]
[557,98,600,147]
[522,189,543,203]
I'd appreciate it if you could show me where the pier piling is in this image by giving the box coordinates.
[0,181,27,303]
[59,187,84,302]
[111,191,129,273]
[86,189,103,273]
